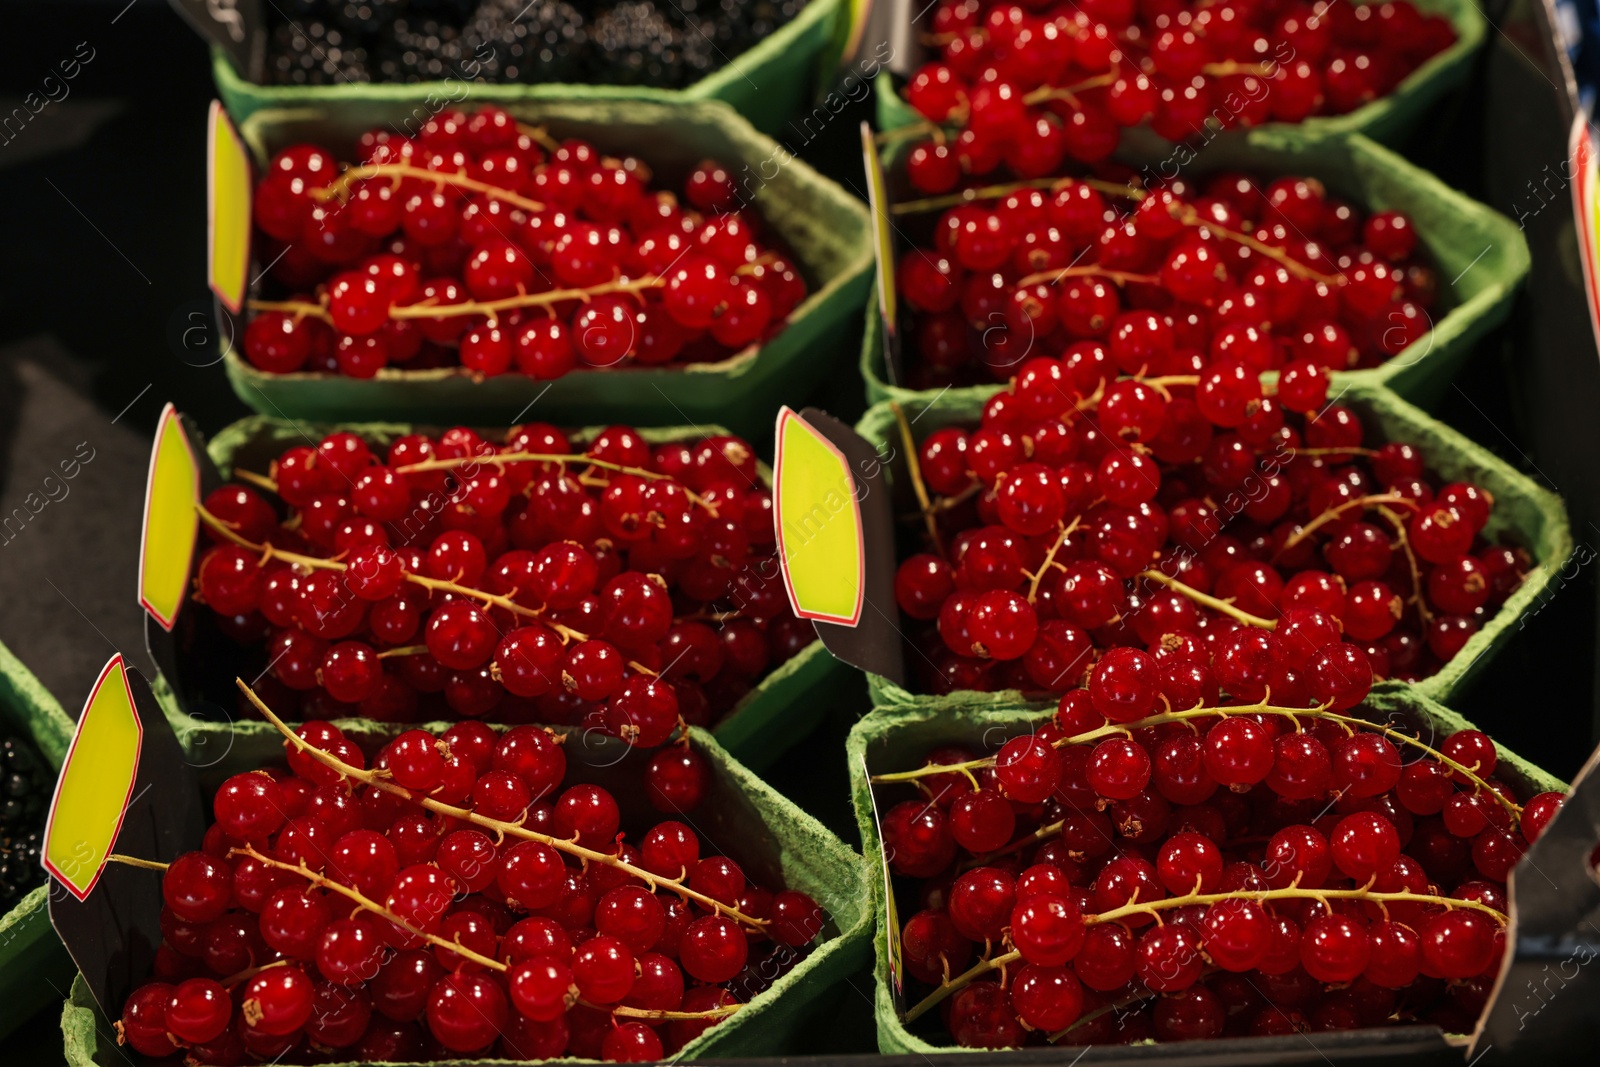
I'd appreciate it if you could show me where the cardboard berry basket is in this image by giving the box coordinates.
[191,0,848,136]
[860,131,1529,413]
[845,685,1567,1056]
[872,0,1485,150]
[139,409,851,777]
[0,641,75,1040]
[52,656,873,1065]
[212,97,873,439]
[846,379,1571,716]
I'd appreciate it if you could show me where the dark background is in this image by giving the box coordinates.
[1,0,1597,1059]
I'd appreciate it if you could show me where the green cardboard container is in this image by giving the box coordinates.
[223,98,873,440]
[156,415,848,775]
[852,378,1573,715]
[847,687,1567,1054]
[62,723,873,1064]
[862,132,1529,413]
[0,641,77,1041]
[211,0,848,135]
[874,0,1485,148]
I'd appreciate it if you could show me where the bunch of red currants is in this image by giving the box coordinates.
[243,105,807,379]
[195,423,811,736]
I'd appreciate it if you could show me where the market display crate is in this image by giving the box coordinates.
[54,655,873,1064]
[851,379,1572,716]
[189,0,850,136]
[144,410,849,777]
[0,641,75,1042]
[861,131,1529,413]
[873,0,1486,151]
[214,97,873,439]
[847,686,1568,1055]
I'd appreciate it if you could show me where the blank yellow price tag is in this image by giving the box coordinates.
[773,407,865,626]
[138,403,200,631]
[208,100,251,315]
[42,655,144,902]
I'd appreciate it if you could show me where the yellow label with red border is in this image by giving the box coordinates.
[208,99,251,315]
[138,403,200,630]
[42,655,144,902]
[773,407,866,626]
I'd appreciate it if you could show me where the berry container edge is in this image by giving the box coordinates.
[0,640,78,1041]
[861,131,1530,414]
[154,414,850,776]
[60,723,874,1064]
[846,686,1567,1054]
[220,97,873,439]
[873,0,1486,150]
[210,0,848,137]
[850,379,1573,722]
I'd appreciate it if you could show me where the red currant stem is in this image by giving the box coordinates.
[904,882,1509,1022]
[106,853,169,872]
[219,958,291,990]
[960,816,1067,871]
[625,660,659,677]
[230,467,280,494]
[1089,884,1508,928]
[1023,72,1118,105]
[874,119,945,146]
[892,401,947,559]
[392,451,718,513]
[237,679,770,930]
[1014,265,1160,289]
[1026,516,1085,602]
[1139,568,1278,629]
[1290,446,1381,458]
[870,699,1331,783]
[515,123,563,153]
[1376,503,1436,628]
[1172,205,1342,285]
[233,845,514,973]
[591,1001,742,1023]
[245,298,333,324]
[675,609,744,623]
[375,644,428,659]
[889,176,1144,217]
[311,161,548,214]
[1136,374,1202,402]
[388,276,664,322]
[1200,61,1277,77]
[1274,493,1419,556]
[195,503,593,644]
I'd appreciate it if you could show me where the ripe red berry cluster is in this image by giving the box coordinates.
[244,105,808,379]
[874,676,1565,1047]
[119,719,826,1063]
[895,170,1434,390]
[891,364,1529,698]
[195,423,810,736]
[901,0,1456,175]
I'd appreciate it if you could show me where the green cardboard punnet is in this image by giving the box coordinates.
[847,688,1568,1054]
[151,414,847,776]
[873,0,1486,148]
[0,640,75,1042]
[218,98,873,438]
[860,132,1529,413]
[205,0,850,136]
[62,725,873,1065]
[851,379,1572,717]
